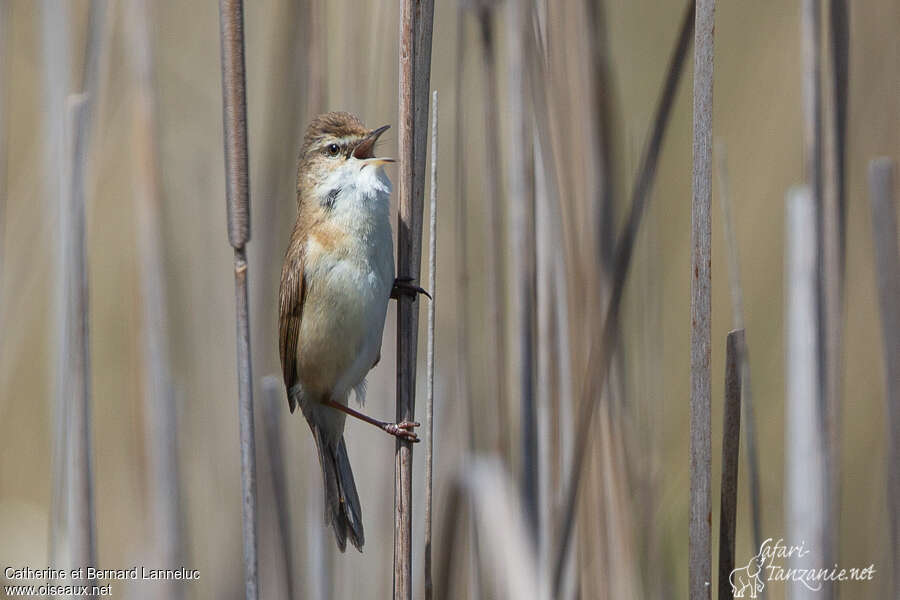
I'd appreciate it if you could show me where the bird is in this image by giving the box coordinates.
[279,112,425,552]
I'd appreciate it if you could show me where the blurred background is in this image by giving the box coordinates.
[0,0,897,598]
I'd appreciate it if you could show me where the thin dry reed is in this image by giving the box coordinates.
[718,329,743,600]
[453,2,473,453]
[261,376,295,599]
[690,1,715,597]
[585,0,617,273]
[800,0,838,579]
[395,1,435,597]
[714,143,764,566]
[63,92,97,594]
[785,185,827,600]
[505,0,538,541]
[127,3,183,594]
[821,1,849,568]
[45,0,72,572]
[475,2,510,461]
[552,2,696,594]
[423,89,438,600]
[867,158,899,596]
[216,1,258,597]
[451,10,486,594]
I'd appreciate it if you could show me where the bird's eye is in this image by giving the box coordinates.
[326,143,340,156]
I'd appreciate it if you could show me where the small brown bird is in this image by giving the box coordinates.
[279,112,423,552]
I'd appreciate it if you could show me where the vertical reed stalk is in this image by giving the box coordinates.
[476,3,511,461]
[505,0,538,541]
[395,1,434,598]
[217,1,257,597]
[64,92,97,593]
[714,144,764,567]
[44,0,72,573]
[867,159,899,596]
[533,124,555,595]
[423,90,438,600]
[718,329,743,600]
[827,0,849,271]
[585,0,617,275]
[127,3,183,593]
[306,474,331,600]
[821,1,848,563]
[261,376,295,599]
[451,12,487,594]
[453,1,473,454]
[690,2,715,598]
[551,4,696,592]
[785,185,826,600]
[801,1,838,578]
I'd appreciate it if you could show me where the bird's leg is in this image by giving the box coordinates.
[323,399,420,442]
[391,276,432,300]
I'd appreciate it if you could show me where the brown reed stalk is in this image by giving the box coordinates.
[800,4,831,534]
[690,2,715,597]
[801,0,823,213]
[827,0,849,271]
[552,2,696,593]
[718,329,743,600]
[504,0,538,540]
[533,124,556,590]
[306,472,331,600]
[395,1,434,597]
[867,158,899,596]
[585,0,617,274]
[46,0,105,585]
[821,1,848,568]
[423,90,438,600]
[126,4,184,595]
[44,0,72,572]
[450,10,488,594]
[475,1,511,462]
[261,376,295,599]
[63,92,97,592]
[714,143,764,579]
[434,475,465,600]
[785,185,827,599]
[453,1,473,454]
[527,17,594,586]
[217,1,258,597]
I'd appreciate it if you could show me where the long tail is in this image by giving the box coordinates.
[312,428,364,552]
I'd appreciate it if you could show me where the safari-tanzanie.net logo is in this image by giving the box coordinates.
[729,538,876,598]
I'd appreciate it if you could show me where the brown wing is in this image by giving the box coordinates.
[279,231,306,413]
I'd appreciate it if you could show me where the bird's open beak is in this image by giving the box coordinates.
[353,124,395,165]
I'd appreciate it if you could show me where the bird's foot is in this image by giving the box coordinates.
[391,276,431,301]
[324,399,421,442]
[383,420,421,443]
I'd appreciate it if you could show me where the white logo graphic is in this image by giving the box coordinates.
[729,538,876,596]
[729,550,766,598]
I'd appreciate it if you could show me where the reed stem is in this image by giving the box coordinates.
[551,3,696,593]
[423,90,438,600]
[395,1,435,597]
[718,329,743,600]
[868,158,899,596]
[217,1,258,597]
[689,1,715,596]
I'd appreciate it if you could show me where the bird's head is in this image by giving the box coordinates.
[296,112,394,199]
